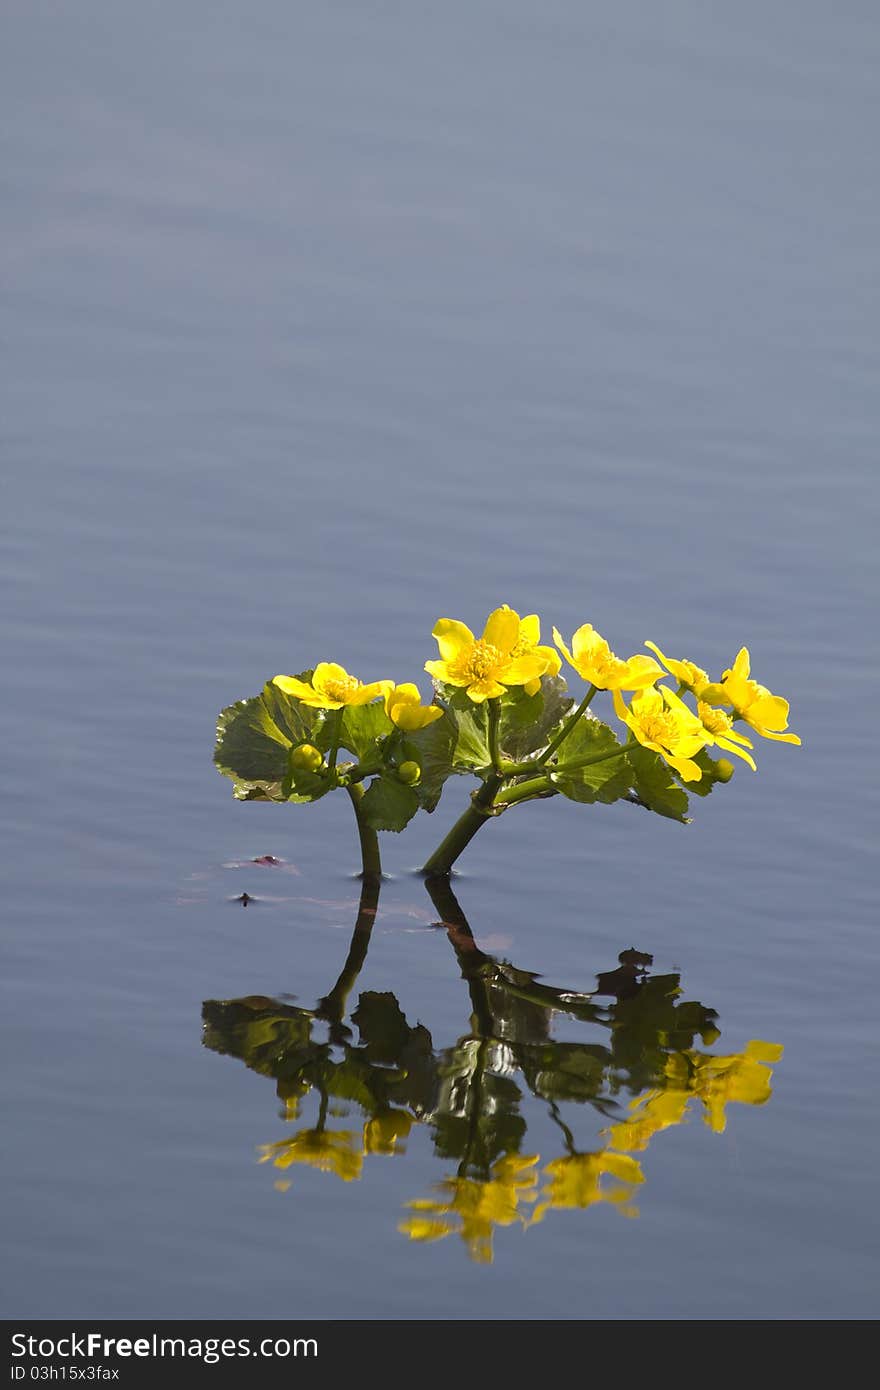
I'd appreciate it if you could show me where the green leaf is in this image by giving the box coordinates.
[443,689,492,770]
[215,693,294,792]
[316,701,394,761]
[262,674,326,745]
[519,1041,610,1103]
[498,677,574,761]
[215,677,329,801]
[401,716,458,812]
[550,717,633,805]
[627,747,690,823]
[360,776,421,833]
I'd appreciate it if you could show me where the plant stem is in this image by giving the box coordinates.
[536,684,598,765]
[550,738,639,776]
[327,708,343,770]
[494,774,556,807]
[346,782,382,883]
[420,772,504,877]
[487,698,503,773]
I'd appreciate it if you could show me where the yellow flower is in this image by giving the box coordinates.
[504,609,562,696]
[530,1150,644,1224]
[257,1128,363,1182]
[612,685,708,782]
[363,1109,414,1155]
[273,663,391,711]
[701,648,801,745]
[425,607,547,703]
[383,683,444,731]
[400,1154,539,1264]
[644,641,710,697]
[609,1040,784,1149]
[553,624,662,691]
[697,702,756,771]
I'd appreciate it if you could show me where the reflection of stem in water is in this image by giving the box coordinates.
[317,872,381,1028]
[424,874,493,1036]
[316,1088,329,1133]
[457,1039,490,1180]
[548,1100,577,1157]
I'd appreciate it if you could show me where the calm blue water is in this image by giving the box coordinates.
[3,1,878,1319]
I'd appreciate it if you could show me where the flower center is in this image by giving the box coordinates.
[681,660,708,691]
[451,640,502,682]
[640,710,678,745]
[323,676,360,702]
[698,703,732,735]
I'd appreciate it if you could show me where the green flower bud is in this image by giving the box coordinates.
[715,758,735,783]
[290,743,324,773]
[397,760,421,786]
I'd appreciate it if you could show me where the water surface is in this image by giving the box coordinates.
[2,1,878,1319]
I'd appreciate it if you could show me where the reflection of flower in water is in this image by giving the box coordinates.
[363,1109,414,1155]
[400,1155,539,1264]
[608,1040,784,1151]
[258,1128,363,1183]
[530,1150,645,1223]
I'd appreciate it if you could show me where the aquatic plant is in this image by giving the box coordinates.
[214,606,800,879]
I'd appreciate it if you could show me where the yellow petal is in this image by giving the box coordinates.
[502,653,549,685]
[728,647,751,680]
[482,606,520,655]
[393,702,443,730]
[631,685,663,716]
[716,737,757,771]
[619,655,663,690]
[312,661,351,687]
[750,726,801,745]
[612,689,629,723]
[424,658,455,684]
[645,640,674,671]
[519,614,541,645]
[432,619,474,663]
[747,691,791,732]
[666,753,703,782]
[552,627,575,667]
[388,682,422,706]
[569,623,603,663]
[699,682,732,707]
[466,677,508,702]
[534,643,562,676]
[273,674,316,700]
[347,680,393,705]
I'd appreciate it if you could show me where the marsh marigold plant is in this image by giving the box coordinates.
[214,605,800,878]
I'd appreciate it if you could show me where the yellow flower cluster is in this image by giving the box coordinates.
[270,606,800,783]
[425,607,800,779]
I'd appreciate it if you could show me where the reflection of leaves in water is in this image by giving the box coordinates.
[202,880,782,1263]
